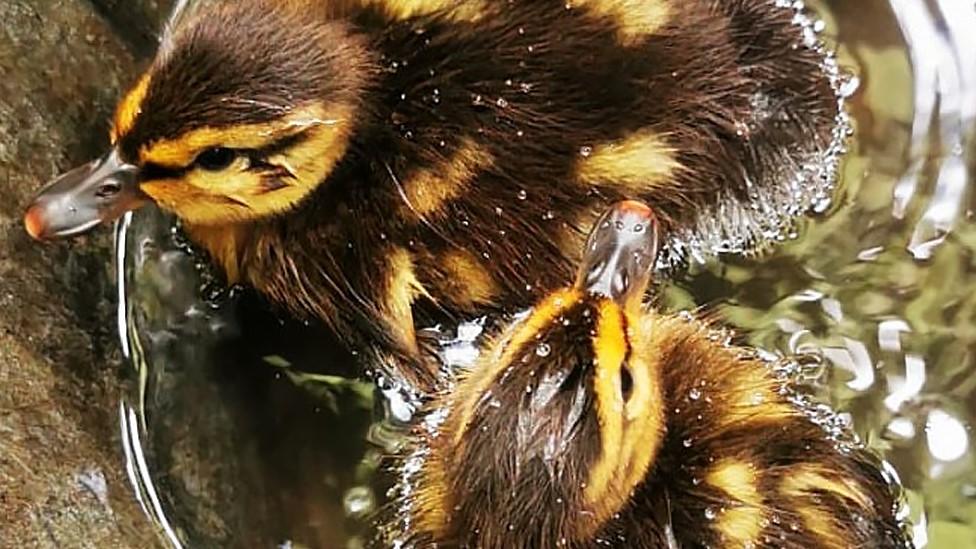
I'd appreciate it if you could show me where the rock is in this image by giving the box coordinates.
[0,1,167,546]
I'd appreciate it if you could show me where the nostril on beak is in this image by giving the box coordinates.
[95,181,122,199]
[577,200,661,304]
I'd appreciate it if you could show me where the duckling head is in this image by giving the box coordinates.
[414,201,666,546]
[24,0,374,240]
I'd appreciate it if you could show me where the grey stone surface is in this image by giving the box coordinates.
[0,1,164,546]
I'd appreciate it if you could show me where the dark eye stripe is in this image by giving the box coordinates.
[140,162,188,181]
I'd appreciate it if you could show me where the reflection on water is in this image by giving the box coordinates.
[114,1,975,547]
[115,207,378,547]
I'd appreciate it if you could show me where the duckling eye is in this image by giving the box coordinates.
[195,147,237,171]
[620,365,634,401]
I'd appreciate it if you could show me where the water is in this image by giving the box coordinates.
[113,1,976,547]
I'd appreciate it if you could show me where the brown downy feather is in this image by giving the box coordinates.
[102,0,842,389]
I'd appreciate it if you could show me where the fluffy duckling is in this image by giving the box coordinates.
[24,0,844,389]
[384,203,910,548]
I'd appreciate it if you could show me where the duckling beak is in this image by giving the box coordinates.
[24,150,146,241]
[576,200,659,307]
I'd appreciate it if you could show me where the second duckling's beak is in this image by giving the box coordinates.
[24,150,147,241]
[576,200,660,307]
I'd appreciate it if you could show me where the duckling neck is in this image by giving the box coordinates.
[182,223,252,285]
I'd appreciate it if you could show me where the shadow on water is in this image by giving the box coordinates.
[112,1,975,547]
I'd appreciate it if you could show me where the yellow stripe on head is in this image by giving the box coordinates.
[586,300,629,503]
[139,103,348,167]
[138,102,354,225]
[111,73,151,144]
[584,300,663,524]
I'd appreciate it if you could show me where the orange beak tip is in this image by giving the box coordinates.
[616,199,655,221]
[23,206,46,241]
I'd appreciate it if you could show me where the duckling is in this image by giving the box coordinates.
[383,202,910,548]
[24,0,845,389]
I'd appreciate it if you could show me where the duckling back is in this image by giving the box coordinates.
[625,312,910,548]
[246,0,846,383]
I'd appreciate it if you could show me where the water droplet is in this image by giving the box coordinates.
[496,97,509,108]
[517,189,528,200]
[536,343,551,357]
[343,486,375,517]
[579,145,593,157]
[704,507,717,520]
[682,438,693,448]
[689,388,701,400]
[543,210,555,220]
[838,73,860,98]
[734,120,751,139]
[472,94,484,106]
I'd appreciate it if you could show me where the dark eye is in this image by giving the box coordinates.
[195,147,237,171]
[620,365,634,401]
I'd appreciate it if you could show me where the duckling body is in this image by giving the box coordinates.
[385,202,909,549]
[26,0,843,388]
